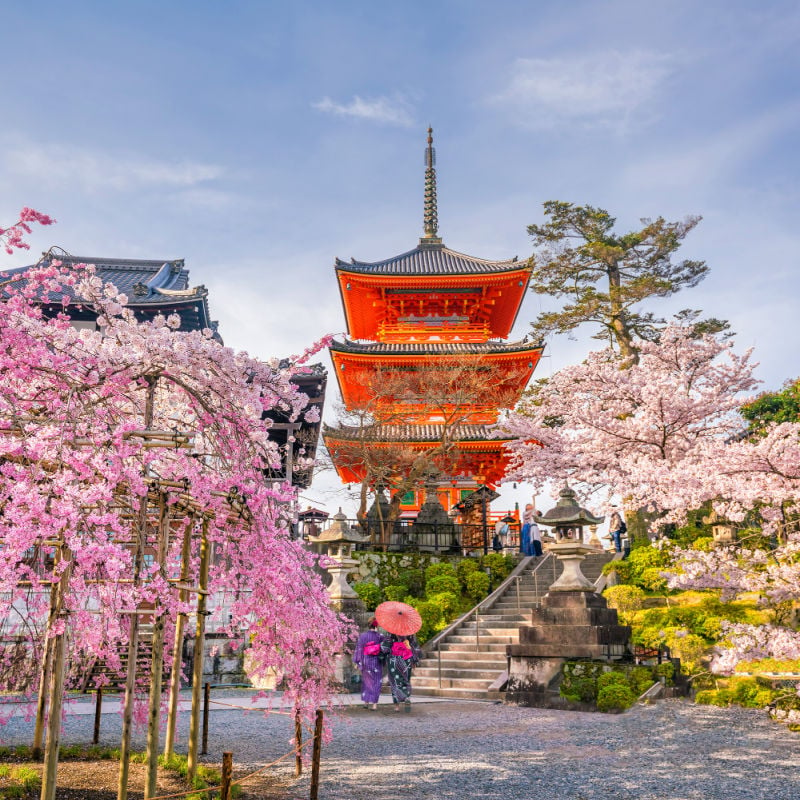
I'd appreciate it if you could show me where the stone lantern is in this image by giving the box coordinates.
[307,508,370,692]
[307,508,367,602]
[534,485,605,592]
[506,486,632,707]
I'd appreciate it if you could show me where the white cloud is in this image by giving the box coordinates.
[312,94,414,127]
[3,142,223,191]
[493,50,674,132]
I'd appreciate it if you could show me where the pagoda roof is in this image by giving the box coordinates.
[323,422,513,444]
[330,338,543,356]
[335,244,524,277]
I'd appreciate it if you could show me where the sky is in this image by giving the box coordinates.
[2,0,799,515]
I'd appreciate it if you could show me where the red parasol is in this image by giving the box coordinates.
[374,601,422,636]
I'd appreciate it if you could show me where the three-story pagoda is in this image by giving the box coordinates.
[323,130,542,513]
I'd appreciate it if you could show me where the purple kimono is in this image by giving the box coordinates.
[353,629,383,704]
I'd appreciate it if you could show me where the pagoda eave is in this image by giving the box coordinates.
[337,267,532,342]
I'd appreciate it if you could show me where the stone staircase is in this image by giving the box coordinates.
[413,551,614,700]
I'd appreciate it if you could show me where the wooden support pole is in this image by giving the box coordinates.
[32,606,55,760]
[40,545,72,800]
[144,494,171,800]
[164,518,194,759]
[294,711,303,777]
[117,377,156,800]
[220,751,232,800]
[93,687,103,745]
[187,518,211,783]
[309,709,323,800]
[201,682,210,755]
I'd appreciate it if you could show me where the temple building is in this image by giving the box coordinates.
[323,129,543,515]
[4,252,326,490]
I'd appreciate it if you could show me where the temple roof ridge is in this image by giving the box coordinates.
[323,421,513,442]
[334,243,523,276]
[330,337,543,355]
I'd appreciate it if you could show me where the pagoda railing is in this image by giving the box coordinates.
[298,517,520,555]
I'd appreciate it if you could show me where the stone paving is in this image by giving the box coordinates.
[1,694,798,799]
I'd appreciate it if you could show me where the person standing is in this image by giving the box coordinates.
[530,510,543,557]
[520,504,534,556]
[380,632,421,712]
[352,618,383,710]
[494,517,510,553]
[608,509,626,553]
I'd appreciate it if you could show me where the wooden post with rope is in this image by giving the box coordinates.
[164,517,194,758]
[309,708,323,800]
[220,751,233,800]
[40,544,73,800]
[294,710,303,776]
[187,517,211,783]
[201,682,210,755]
[117,377,156,800]
[144,493,172,800]
[93,687,103,745]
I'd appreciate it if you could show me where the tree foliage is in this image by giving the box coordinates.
[528,201,710,360]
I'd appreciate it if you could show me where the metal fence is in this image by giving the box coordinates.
[299,517,521,555]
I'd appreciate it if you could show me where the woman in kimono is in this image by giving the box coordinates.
[380,632,421,712]
[352,618,383,709]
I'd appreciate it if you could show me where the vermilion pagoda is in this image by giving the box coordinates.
[323,130,542,513]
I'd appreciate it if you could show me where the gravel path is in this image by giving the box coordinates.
[2,695,798,800]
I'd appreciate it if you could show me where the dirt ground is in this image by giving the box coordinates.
[0,759,293,799]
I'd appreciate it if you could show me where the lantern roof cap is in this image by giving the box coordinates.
[534,484,604,527]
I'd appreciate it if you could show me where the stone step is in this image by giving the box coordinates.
[417,658,506,671]
[439,642,508,653]
[413,676,492,690]
[447,634,516,645]
[413,667,501,680]
[413,686,492,700]
[459,621,525,632]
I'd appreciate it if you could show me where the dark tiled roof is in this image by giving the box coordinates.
[331,338,543,356]
[335,244,525,276]
[3,254,215,334]
[323,423,513,443]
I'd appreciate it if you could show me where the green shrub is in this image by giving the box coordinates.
[0,765,10,778]
[695,689,733,706]
[456,558,480,589]
[480,553,513,584]
[383,584,409,602]
[638,567,668,593]
[398,568,426,597]
[729,678,775,708]
[597,671,630,691]
[597,683,637,712]
[465,571,490,602]
[602,560,633,584]
[413,600,443,642]
[629,666,656,695]
[425,574,461,598]
[352,582,381,610]
[692,536,715,552]
[427,591,461,619]
[653,661,675,686]
[560,676,597,703]
[604,584,646,616]
[425,561,457,583]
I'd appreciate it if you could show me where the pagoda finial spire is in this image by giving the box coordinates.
[421,126,442,247]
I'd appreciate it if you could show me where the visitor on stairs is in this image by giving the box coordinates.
[608,509,627,553]
[530,511,543,557]
[353,618,384,710]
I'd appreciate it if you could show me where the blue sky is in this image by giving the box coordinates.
[2,1,799,513]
